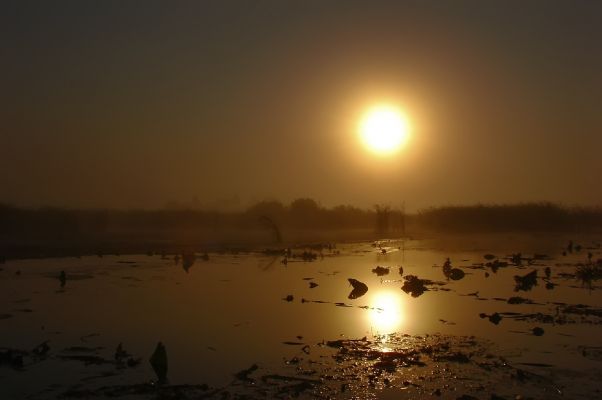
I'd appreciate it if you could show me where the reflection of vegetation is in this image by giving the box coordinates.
[182,252,195,273]
[374,204,391,234]
[258,215,282,243]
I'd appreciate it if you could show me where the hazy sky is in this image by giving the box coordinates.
[2,1,601,211]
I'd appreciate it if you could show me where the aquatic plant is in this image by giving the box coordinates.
[348,278,368,299]
[149,342,168,384]
[575,262,602,290]
[514,270,538,292]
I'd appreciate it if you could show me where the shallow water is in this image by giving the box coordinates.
[1,234,601,399]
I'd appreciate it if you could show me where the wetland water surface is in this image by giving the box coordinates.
[1,235,601,399]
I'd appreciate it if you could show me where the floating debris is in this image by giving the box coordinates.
[309,282,318,288]
[283,295,294,302]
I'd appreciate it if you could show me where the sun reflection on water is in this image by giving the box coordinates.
[368,290,406,334]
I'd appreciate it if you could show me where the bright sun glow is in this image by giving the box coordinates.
[359,105,410,155]
[368,290,405,333]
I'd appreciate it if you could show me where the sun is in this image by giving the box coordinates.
[359,105,410,155]
[368,290,405,333]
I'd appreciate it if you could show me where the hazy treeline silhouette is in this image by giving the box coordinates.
[0,198,377,238]
[0,200,600,257]
[416,202,602,233]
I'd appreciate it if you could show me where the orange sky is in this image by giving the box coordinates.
[1,1,601,211]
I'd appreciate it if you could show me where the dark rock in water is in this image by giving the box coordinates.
[448,268,465,281]
[283,295,294,302]
[309,282,318,289]
[514,270,538,292]
[372,266,389,276]
[398,265,404,276]
[484,254,496,260]
[401,275,428,298]
[532,327,545,336]
[149,342,168,384]
[348,278,368,299]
